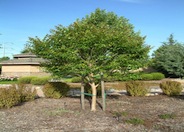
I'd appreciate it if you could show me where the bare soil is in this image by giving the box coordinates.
[0,95,184,132]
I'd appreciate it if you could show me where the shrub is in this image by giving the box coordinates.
[160,81,182,96]
[125,118,144,125]
[71,77,81,83]
[31,76,50,85]
[43,82,70,99]
[126,81,148,96]
[140,73,153,80]
[158,113,176,119]
[17,84,37,102]
[0,87,21,108]
[18,76,36,84]
[0,84,36,109]
[151,72,165,80]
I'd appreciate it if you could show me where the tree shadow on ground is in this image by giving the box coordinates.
[171,95,184,100]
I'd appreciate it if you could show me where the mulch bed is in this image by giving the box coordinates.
[0,95,184,132]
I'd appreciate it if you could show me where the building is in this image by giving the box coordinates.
[0,53,50,77]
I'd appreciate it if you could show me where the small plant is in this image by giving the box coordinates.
[43,82,70,99]
[160,81,182,96]
[158,113,175,119]
[111,111,128,122]
[112,111,128,117]
[125,118,144,125]
[126,81,148,96]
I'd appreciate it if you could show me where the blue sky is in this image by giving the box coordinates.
[0,0,184,58]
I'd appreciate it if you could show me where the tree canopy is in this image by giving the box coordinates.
[29,8,150,111]
[153,34,184,78]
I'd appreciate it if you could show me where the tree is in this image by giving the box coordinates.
[153,34,184,78]
[21,43,33,53]
[0,56,10,62]
[29,9,150,111]
[0,56,10,73]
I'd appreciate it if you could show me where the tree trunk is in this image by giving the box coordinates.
[90,82,97,111]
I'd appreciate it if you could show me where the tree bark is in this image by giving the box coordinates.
[90,82,97,111]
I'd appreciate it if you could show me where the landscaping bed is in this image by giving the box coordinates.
[0,95,184,132]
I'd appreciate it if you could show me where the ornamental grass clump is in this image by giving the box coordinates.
[160,81,182,96]
[126,81,148,96]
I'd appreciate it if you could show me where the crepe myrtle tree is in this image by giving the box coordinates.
[29,9,150,111]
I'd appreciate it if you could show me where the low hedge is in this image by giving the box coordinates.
[18,76,51,85]
[18,76,37,84]
[140,72,165,81]
[31,76,51,85]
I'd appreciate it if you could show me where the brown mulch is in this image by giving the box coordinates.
[0,95,184,132]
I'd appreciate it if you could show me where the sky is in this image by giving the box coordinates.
[0,0,184,58]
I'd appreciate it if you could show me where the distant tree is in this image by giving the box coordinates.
[29,8,150,111]
[153,34,184,78]
[0,56,10,73]
[0,56,10,62]
[21,43,33,53]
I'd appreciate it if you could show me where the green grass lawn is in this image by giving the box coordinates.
[0,80,18,84]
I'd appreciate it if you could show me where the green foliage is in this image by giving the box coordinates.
[158,113,175,119]
[153,34,184,78]
[151,72,165,80]
[0,56,10,62]
[71,77,81,83]
[43,82,70,99]
[140,73,153,80]
[29,8,150,85]
[126,81,148,96]
[31,76,50,85]
[0,84,36,109]
[140,72,165,80]
[160,81,182,96]
[28,8,150,111]
[125,118,144,125]
[0,87,21,108]
[18,76,36,84]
